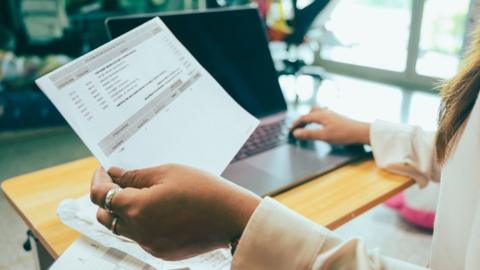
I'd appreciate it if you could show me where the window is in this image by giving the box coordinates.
[407,92,441,130]
[320,0,411,72]
[416,0,471,78]
[315,0,476,90]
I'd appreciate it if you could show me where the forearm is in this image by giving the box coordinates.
[353,121,371,145]
[232,197,427,270]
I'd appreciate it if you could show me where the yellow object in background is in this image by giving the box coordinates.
[266,0,294,35]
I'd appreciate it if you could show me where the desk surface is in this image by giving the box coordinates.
[2,157,413,259]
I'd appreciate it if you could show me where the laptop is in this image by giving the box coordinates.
[105,6,368,196]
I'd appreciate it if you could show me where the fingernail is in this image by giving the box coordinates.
[293,130,302,136]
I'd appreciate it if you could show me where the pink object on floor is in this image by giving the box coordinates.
[385,192,405,209]
[385,193,435,230]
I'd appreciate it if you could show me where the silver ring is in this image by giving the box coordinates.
[104,186,122,214]
[111,217,119,235]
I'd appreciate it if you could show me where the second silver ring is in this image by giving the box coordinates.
[110,216,119,235]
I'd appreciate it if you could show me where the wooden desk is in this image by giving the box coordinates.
[1,157,413,260]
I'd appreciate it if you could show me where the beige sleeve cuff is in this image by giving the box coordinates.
[231,197,427,270]
[370,120,438,186]
[231,197,329,270]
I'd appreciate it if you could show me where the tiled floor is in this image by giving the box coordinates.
[0,75,439,269]
[0,128,90,270]
[0,192,37,270]
[336,205,433,266]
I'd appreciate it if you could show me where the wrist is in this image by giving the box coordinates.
[229,194,260,255]
[354,122,371,145]
[229,193,261,243]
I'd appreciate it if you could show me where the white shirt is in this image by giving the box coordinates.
[231,95,480,270]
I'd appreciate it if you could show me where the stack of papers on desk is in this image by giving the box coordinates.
[36,17,259,269]
[56,196,231,270]
[50,236,156,270]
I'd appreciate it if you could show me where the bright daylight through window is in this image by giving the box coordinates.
[317,0,474,84]
[320,0,412,72]
[416,0,471,78]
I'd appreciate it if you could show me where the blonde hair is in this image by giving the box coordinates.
[436,24,480,163]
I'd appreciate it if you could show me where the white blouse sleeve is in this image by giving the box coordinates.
[370,120,441,187]
[232,197,427,270]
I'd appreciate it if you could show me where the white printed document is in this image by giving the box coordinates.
[50,236,156,270]
[51,235,230,270]
[36,17,258,174]
[37,17,258,269]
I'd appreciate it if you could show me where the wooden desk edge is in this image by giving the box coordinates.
[1,157,415,259]
[325,178,414,230]
[2,180,59,257]
[1,157,95,258]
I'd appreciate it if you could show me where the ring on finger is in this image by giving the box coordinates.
[111,216,119,235]
[104,186,122,214]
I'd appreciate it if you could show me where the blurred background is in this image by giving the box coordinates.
[0,0,479,269]
[0,0,477,130]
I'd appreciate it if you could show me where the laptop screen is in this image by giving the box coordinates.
[106,7,287,118]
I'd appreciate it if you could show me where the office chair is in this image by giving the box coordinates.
[208,0,332,77]
[208,0,334,106]
[278,0,331,79]
[285,0,331,46]
[263,0,333,108]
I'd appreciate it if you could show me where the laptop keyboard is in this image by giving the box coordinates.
[232,119,289,162]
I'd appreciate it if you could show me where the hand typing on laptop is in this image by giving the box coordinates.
[290,107,371,145]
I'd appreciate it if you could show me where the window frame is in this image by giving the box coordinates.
[314,0,476,91]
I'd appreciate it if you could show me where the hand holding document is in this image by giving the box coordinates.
[36,17,259,269]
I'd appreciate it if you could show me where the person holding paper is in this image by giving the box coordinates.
[89,29,480,270]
